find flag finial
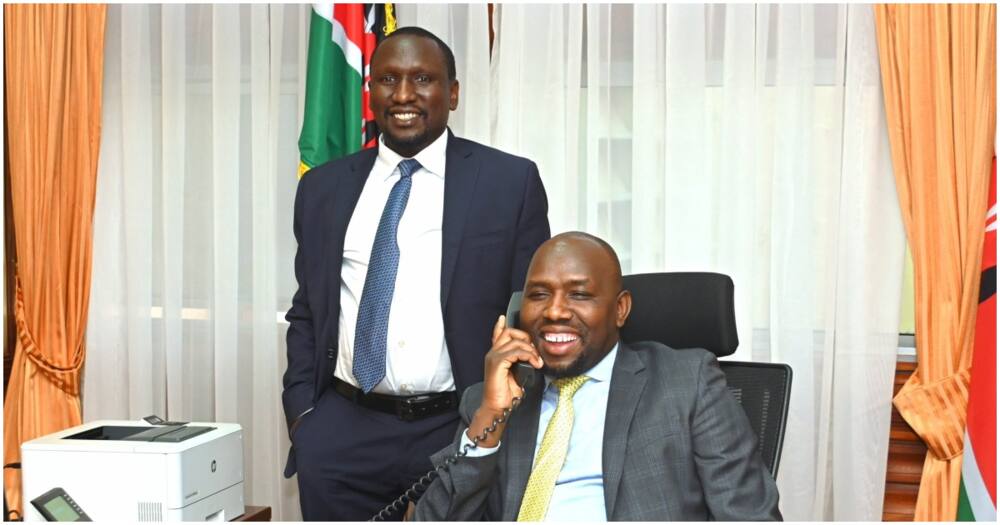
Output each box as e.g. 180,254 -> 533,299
384,4 -> 397,35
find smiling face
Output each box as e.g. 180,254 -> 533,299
369,34 -> 459,158
519,234 -> 632,378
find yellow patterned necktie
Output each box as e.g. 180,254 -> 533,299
516,375 -> 590,522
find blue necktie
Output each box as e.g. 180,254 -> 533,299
353,159 -> 422,392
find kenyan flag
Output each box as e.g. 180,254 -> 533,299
957,157 -> 997,521
298,4 -> 393,178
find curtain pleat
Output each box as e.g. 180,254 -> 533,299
248,3 -> 283,509
211,3 -> 242,425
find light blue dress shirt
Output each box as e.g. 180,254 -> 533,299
461,344 -> 618,521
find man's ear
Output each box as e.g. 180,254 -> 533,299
615,290 -> 632,328
449,79 -> 460,110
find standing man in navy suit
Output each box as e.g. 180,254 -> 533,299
282,27 -> 550,521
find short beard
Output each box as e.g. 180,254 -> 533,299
541,347 -> 600,379
383,129 -> 430,155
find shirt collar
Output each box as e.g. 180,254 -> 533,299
376,129 -> 448,181
543,342 -> 619,390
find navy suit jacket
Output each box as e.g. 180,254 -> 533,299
282,132 -> 550,475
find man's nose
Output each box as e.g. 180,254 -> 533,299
391,78 -> 416,103
542,296 -> 571,321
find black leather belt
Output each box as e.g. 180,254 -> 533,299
332,378 -> 458,421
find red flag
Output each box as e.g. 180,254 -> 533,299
957,157 -> 997,521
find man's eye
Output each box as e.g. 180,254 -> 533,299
570,292 -> 592,299
527,291 -> 549,300
380,75 -> 396,84
415,74 -> 431,83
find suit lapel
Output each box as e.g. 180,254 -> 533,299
325,149 -> 377,324
440,132 -> 482,307
502,372 -> 544,520
602,343 -> 647,518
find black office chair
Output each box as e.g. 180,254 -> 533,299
619,272 -> 791,478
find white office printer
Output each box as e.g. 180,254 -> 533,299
21,420 -> 244,522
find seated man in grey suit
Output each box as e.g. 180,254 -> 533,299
414,231 -> 782,521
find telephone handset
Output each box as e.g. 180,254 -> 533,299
506,291 -> 537,391
512,361 -> 536,390
370,293 -> 534,521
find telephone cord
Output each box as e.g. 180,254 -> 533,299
370,396 -> 523,521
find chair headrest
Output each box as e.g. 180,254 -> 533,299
620,272 -> 738,357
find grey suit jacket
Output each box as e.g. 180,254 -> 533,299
414,341 -> 782,521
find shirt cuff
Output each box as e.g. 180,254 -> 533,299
460,427 -> 501,457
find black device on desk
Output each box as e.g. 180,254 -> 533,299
30,488 -> 91,522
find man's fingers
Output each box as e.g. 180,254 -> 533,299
493,340 -> 542,367
492,325 -> 532,350
504,328 -> 533,342
506,375 -> 525,398
495,327 -> 533,345
492,315 -> 505,344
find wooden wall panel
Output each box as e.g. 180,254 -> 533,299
883,359 -> 926,521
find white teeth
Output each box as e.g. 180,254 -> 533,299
544,333 -> 578,343
393,112 -> 418,121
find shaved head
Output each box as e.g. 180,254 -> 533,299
533,232 -> 623,291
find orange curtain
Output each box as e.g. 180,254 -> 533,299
3,4 -> 106,518
874,4 -> 996,521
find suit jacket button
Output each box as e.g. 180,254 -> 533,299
327,348 -> 335,359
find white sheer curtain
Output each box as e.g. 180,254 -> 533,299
489,4 -> 905,521
85,3 -> 904,522
85,4 -> 307,521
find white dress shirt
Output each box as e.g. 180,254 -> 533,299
334,132 -> 454,395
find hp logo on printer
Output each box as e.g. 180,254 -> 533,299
211,460 -> 217,473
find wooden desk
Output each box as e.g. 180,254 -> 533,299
233,506 -> 271,521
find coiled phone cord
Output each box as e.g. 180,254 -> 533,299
370,395 -> 524,521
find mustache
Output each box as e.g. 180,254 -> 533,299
538,320 -> 578,329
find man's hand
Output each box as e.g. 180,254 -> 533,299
466,315 -> 543,447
